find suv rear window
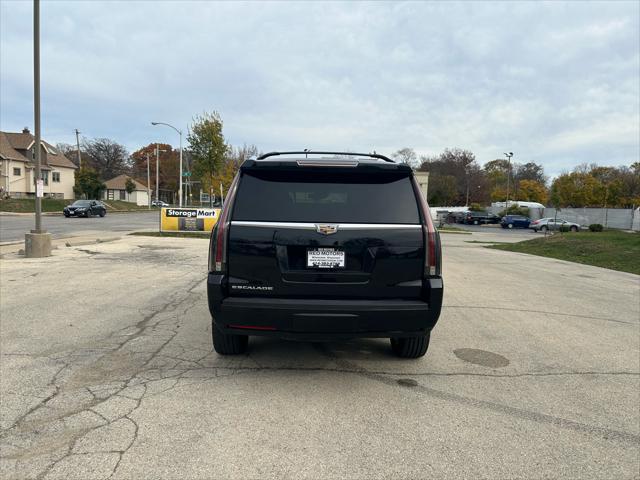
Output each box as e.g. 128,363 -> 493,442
232,170 -> 420,224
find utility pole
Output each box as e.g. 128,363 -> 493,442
25,0 -> 51,257
504,152 -> 513,211
465,164 -> 470,206
74,128 -> 82,168
146,152 -> 151,209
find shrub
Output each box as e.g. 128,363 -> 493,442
468,202 -> 484,212
498,205 -> 529,217
589,224 -> 604,232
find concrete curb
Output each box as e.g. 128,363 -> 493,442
0,234 -> 123,255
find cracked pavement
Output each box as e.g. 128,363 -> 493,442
1,232 -> 638,479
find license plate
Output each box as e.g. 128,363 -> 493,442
307,248 -> 345,269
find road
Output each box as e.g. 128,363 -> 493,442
0,212 -> 159,243
0,231 -> 638,479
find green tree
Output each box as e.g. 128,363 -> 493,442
427,173 -> 458,205
125,177 -> 136,201
518,179 -> 548,204
187,111 -> 229,192
73,167 -> 106,200
550,172 -> 602,207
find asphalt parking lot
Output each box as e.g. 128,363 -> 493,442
1,231 -> 638,479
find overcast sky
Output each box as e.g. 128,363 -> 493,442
1,1 -> 638,176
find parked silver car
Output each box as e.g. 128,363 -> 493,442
530,217 -> 580,232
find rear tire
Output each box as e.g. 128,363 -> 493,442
212,321 -> 248,355
390,333 -> 430,358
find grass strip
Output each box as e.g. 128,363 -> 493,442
0,198 -> 149,213
487,230 -> 640,275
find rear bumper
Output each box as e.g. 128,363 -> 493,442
207,274 -> 443,339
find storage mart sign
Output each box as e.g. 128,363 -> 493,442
160,207 -> 221,232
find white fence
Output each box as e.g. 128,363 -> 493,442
434,205 -> 640,231
487,206 -> 639,231
538,208 -> 638,231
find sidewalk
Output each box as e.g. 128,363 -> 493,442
0,233 -> 125,256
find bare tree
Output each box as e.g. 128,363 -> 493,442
56,142 -> 92,168
228,144 -> 261,165
418,148 -> 487,205
392,147 -> 418,167
83,138 -> 130,180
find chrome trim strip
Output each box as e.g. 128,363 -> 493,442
231,221 -> 421,230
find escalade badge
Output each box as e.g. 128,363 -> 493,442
316,224 -> 339,235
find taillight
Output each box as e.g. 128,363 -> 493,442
411,176 -> 440,277
209,173 -> 240,273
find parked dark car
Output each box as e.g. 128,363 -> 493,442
207,151 -> 443,358
500,214 -> 530,229
63,200 -> 106,218
463,211 -> 501,225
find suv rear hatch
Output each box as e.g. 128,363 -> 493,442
225,160 -> 425,300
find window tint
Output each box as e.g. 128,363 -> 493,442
233,170 -> 420,224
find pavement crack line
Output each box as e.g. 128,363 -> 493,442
310,343 -> 640,445
182,365 -> 640,379
442,305 -> 637,325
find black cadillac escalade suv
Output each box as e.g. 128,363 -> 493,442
207,151 -> 443,358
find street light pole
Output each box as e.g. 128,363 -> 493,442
504,152 -> 514,210
25,0 -> 51,257
151,122 -> 183,207
34,0 -> 42,234
179,130 -> 183,207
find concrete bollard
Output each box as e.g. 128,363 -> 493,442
24,232 -> 52,258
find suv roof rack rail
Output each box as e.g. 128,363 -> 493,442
256,151 -> 395,163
